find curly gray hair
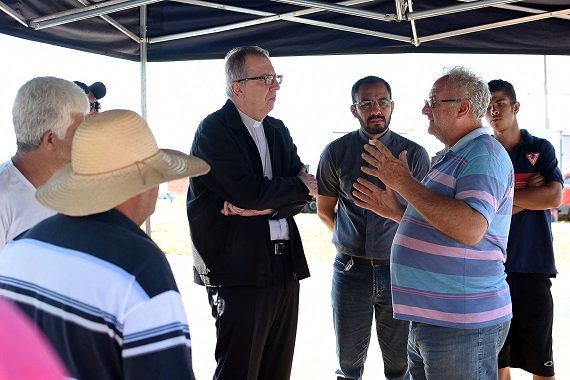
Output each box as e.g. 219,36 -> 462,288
443,66 -> 490,119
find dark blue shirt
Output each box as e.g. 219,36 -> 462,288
317,129 -> 430,260
505,129 -> 563,275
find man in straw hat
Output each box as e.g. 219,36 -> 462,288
0,76 -> 89,250
0,109 -> 210,380
187,46 -> 317,380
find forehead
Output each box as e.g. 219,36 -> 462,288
244,54 -> 274,74
354,82 -> 390,100
429,75 -> 451,97
490,90 -> 512,103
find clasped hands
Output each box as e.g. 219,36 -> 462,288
221,166 -> 317,216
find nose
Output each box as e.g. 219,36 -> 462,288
491,107 -> 499,115
422,103 -> 431,115
270,80 -> 280,90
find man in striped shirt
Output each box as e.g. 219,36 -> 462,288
0,110 -> 209,380
353,66 -> 514,379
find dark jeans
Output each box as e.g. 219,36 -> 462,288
332,253 -> 409,380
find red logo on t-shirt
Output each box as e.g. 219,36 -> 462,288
526,152 -> 539,166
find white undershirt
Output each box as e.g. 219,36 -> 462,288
0,159 -> 56,250
238,110 -> 289,241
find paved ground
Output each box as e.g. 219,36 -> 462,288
169,256 -> 570,380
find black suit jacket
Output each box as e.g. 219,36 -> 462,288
187,100 -> 312,287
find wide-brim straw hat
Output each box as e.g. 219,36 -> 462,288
36,109 -> 210,216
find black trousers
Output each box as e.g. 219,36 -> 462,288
207,252 -> 300,380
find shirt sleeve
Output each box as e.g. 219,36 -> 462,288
316,143 -> 340,197
455,154 -> 513,226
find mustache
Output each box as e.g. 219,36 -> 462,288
367,115 -> 386,122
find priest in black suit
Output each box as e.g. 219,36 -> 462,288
187,46 -> 317,380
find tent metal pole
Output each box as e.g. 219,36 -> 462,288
270,0 -> 396,21
139,4 -> 151,236
151,0 -> 409,44
407,0 -> 419,46
73,0 -> 140,42
544,55 -> 550,131
420,9 -> 570,42
409,0 -> 521,20
0,1 -> 27,25
457,1 -> 570,21
31,0 -> 163,29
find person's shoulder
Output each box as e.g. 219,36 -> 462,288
200,100 -> 236,124
264,114 -> 286,128
521,129 -> 555,150
0,160 -> 14,180
390,131 -> 426,150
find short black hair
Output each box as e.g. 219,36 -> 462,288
351,76 -> 392,103
488,79 -> 517,103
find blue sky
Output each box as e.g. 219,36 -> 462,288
2,33 -> 569,169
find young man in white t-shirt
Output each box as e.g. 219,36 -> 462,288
0,77 -> 88,249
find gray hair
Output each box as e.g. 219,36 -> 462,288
12,77 -> 89,152
225,46 -> 270,98
443,66 -> 490,119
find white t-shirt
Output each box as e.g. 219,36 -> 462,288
0,159 -> 55,250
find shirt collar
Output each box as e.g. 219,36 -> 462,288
449,126 -> 491,153
358,128 -> 392,144
237,108 -> 263,129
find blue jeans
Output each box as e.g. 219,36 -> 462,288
332,253 -> 409,380
408,321 -> 510,380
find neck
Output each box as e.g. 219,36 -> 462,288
12,151 -> 59,188
362,128 -> 388,141
494,125 -> 521,152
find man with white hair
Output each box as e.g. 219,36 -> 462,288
0,109 -> 210,380
0,76 -> 88,249
353,66 -> 514,379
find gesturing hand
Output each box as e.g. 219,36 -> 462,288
352,178 -> 404,222
360,139 -> 410,191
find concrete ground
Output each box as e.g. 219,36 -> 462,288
169,256 -> 570,380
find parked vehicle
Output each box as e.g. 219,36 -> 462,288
302,196 -> 317,213
557,174 -> 570,221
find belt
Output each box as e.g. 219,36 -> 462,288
339,252 -> 390,266
270,240 -> 290,255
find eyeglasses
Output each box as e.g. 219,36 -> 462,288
353,99 -> 392,110
234,74 -> 283,86
424,98 -> 462,109
90,101 -> 101,112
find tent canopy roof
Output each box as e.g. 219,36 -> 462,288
1,0 -> 569,62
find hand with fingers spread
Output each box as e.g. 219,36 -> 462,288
360,139 -> 414,192
352,178 -> 405,222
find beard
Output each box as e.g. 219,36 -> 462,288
359,114 -> 391,136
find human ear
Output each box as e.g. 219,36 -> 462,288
513,101 -> 520,114
350,105 -> 358,118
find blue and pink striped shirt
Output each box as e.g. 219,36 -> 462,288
391,128 -> 514,329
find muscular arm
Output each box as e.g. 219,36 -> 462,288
316,195 -> 337,233
360,141 -> 489,246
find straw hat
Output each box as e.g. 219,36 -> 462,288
36,109 -> 210,216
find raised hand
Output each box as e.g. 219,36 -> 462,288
352,178 -> 404,222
